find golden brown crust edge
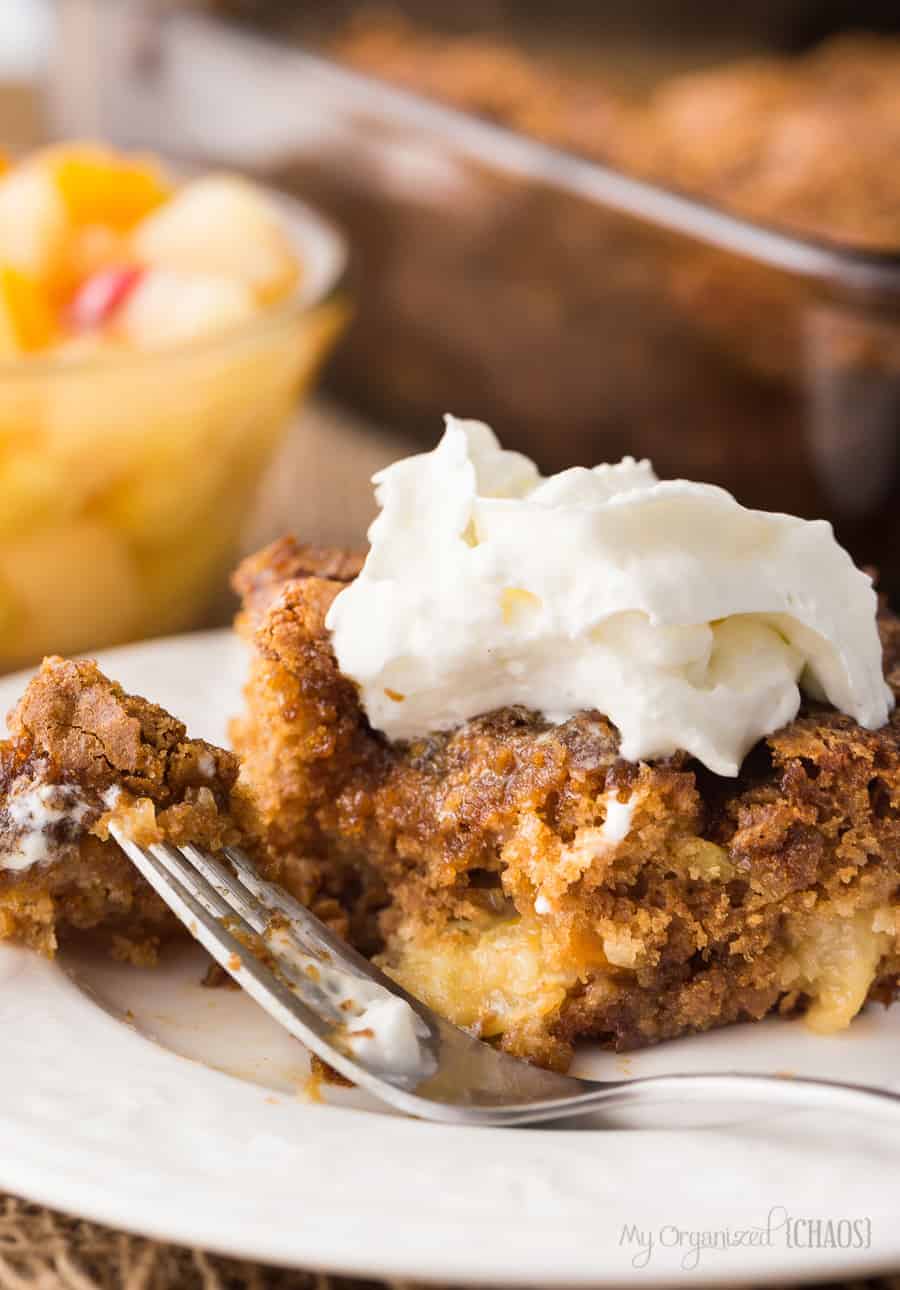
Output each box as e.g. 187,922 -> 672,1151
232,537 -> 365,636
7,656 -> 241,807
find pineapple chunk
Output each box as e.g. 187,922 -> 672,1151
387,917 -> 580,1037
0,266 -> 57,355
785,908 -> 893,1033
41,143 -> 172,230
0,454 -> 73,540
0,166 -> 68,281
132,176 -> 300,302
117,269 -> 256,347
42,343 -> 156,496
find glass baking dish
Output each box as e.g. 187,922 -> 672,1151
48,4 -> 900,595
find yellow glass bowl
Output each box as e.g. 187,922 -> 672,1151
0,189 -> 348,671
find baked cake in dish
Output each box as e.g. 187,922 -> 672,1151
336,20 -> 900,250
232,418 -> 900,1070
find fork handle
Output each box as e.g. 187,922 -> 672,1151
469,1071 -> 900,1127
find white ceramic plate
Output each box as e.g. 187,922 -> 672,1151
2,629 -> 900,1286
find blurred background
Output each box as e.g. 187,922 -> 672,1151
2,0 -> 900,671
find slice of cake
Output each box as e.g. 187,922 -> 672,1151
232,418 -> 900,1070
0,655 -> 363,962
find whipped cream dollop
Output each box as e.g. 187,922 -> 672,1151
326,417 -> 893,776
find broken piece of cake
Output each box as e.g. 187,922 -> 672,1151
232,416 -> 900,1070
0,656 -> 263,961
0,654 -> 370,963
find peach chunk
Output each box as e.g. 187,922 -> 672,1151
42,144 -> 172,230
0,266 -> 57,356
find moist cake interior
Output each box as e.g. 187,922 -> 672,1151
232,538 -> 900,1069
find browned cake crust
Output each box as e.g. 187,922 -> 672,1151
233,535 -> 365,622
232,538 -> 900,1068
5,656 -> 242,818
233,542 -> 385,950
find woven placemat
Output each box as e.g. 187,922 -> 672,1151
0,1194 -> 391,1290
1,1193 -> 898,1290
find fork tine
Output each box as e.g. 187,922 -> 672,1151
223,846 -> 359,963
111,828 -> 350,1031
224,844 -> 455,1008
222,846 -> 471,1019
112,826 -> 439,1094
222,845 -> 408,988
178,842 -> 269,933
147,843 -> 254,932
176,842 -> 367,1022
169,842 -> 366,1026
179,842 -> 444,1056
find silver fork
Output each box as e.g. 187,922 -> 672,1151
111,827 -> 900,1128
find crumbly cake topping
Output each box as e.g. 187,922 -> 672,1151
4,656 -> 239,807
233,537 -> 364,627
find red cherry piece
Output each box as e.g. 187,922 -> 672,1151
68,265 -> 145,330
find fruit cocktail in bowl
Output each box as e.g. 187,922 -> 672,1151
0,143 -> 347,670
